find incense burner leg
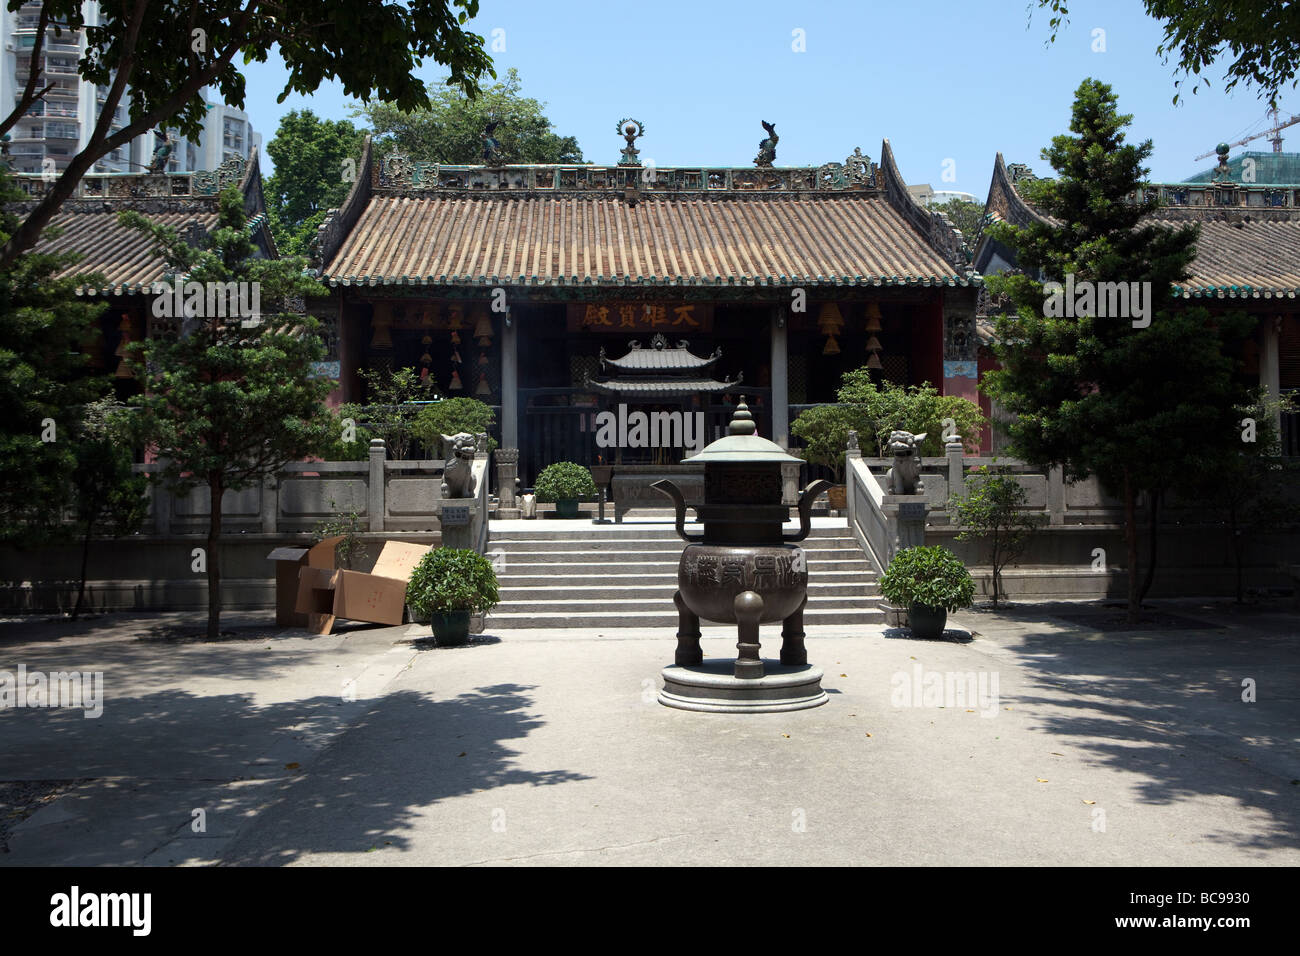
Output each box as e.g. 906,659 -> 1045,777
733,590 -> 765,679
673,590 -> 702,666
780,594 -> 808,665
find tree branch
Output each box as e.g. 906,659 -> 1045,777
0,4 -> 54,139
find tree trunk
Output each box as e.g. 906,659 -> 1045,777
991,534 -> 1002,609
72,518 -> 94,621
1123,468 -> 1140,625
207,478 -> 222,641
1137,489 -> 1160,604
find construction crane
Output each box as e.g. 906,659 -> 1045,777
1195,105 -> 1300,160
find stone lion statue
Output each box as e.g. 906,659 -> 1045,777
884,430 -> 926,496
441,432 -> 478,499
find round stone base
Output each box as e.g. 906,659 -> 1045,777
659,659 -> 829,713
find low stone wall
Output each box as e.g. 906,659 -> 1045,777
0,532 -> 439,613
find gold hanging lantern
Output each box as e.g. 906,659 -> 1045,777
865,302 -> 883,332
472,310 -> 493,340
449,369 -> 463,390
475,373 -> 491,396
865,335 -> 882,352
866,352 -> 883,370
822,335 -> 841,356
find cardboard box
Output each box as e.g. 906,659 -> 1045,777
293,538 -> 430,635
266,545 -> 313,627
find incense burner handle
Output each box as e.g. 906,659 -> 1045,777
783,479 -> 833,542
652,479 -> 703,543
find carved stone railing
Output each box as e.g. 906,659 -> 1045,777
846,447 -> 895,573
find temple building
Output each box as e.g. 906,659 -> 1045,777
308,127 -> 981,482
974,152 -> 1300,455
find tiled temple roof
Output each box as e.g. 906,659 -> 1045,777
586,377 -> 738,396
316,138 -> 979,290
977,152 -> 1300,299
9,149 -> 272,294
600,338 -> 719,372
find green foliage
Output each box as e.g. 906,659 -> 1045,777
264,110 -> 365,257
950,465 -> 1046,608
406,547 -> 499,614
311,499 -> 368,571
0,0 -> 495,268
932,198 -> 984,247
339,366 -> 429,460
533,461 -> 597,502
1033,1 -> 1300,103
356,68 -> 582,164
69,399 -> 150,617
879,545 -> 976,612
979,78 -> 1257,620
790,404 -> 859,482
318,409 -> 375,461
0,167 -> 108,543
835,373 -> 986,457
411,397 -> 497,456
122,186 -> 336,638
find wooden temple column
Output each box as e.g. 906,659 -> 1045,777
501,305 -> 519,450
770,305 -> 789,448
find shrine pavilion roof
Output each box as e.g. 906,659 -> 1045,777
10,150 -> 271,295
585,377 -> 738,396
977,152 -> 1300,299
315,138 -> 977,291
599,337 -> 720,372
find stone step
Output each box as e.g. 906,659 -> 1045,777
487,525 -> 850,542
486,537 -> 860,553
493,594 -> 876,614
497,556 -> 871,573
497,568 -> 875,585
494,547 -> 868,563
487,607 -> 886,628
497,581 -> 877,600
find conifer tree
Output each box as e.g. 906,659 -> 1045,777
123,187 -> 335,639
981,79 -> 1255,623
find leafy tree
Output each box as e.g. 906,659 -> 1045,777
932,198 -> 984,248
264,110 -> 365,257
950,464 -> 1046,608
1173,391 -> 1300,603
1034,1 -> 1300,103
980,78 -> 1256,623
835,373 -> 986,457
411,397 -> 497,458
789,404 -> 859,483
340,366 -> 428,460
122,186 -> 335,640
69,399 -> 150,619
0,0 -> 495,269
356,68 -> 582,164
0,169 -> 107,543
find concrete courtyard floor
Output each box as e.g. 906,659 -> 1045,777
0,600 -> 1296,866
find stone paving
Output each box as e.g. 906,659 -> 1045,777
0,599 -> 1295,866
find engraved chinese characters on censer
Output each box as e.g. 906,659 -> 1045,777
652,401 -> 832,713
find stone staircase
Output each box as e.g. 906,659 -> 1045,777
485,522 -> 883,628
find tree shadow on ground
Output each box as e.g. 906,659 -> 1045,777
1,680 -> 585,865
971,604 -> 1300,852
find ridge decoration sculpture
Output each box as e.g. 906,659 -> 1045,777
616,118 -> 645,166
754,120 -> 779,167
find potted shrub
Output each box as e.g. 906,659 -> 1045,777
533,461 -> 597,518
790,403 -> 860,510
878,545 -> 975,639
405,547 -> 500,646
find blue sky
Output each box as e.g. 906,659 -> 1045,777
239,0 -> 1292,192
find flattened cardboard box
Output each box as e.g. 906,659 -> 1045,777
294,539 -> 430,635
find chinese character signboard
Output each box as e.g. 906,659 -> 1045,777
566,303 -> 714,333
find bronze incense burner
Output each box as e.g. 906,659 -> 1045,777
653,402 -> 830,679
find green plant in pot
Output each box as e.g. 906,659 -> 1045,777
405,547 -> 500,646
533,461 -> 597,518
790,403 -> 860,510
878,545 -> 975,639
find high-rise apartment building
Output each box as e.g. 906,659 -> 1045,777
1,1 -> 259,176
